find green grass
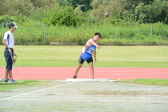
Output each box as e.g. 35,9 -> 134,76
121,79 -> 168,86
0,45 -> 167,67
0,80 -> 47,91
1,23 -> 168,45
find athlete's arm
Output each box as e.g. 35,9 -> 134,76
2,39 -> 12,53
88,39 -> 100,49
93,51 -> 97,62
2,39 -> 8,48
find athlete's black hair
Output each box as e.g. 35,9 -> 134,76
94,32 -> 102,38
8,22 -> 15,29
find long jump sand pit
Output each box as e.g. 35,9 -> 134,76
0,80 -> 168,112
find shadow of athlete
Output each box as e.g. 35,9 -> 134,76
72,33 -> 101,79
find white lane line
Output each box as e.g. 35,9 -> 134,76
69,89 -> 168,91
19,94 -> 168,97
29,89 -> 168,92
0,82 -> 73,101
15,96 -> 168,99
5,99 -> 168,102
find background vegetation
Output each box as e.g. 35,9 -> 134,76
0,0 -> 168,45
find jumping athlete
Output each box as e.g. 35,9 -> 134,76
72,33 -> 101,79
2,22 -> 18,83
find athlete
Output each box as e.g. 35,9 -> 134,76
72,33 -> 101,79
2,22 -> 18,83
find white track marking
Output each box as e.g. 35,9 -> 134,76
27,89 -> 168,92
5,99 -> 168,102
66,79 -> 109,82
21,94 -> 168,97
0,82 -> 73,101
68,89 -> 168,91
14,96 -> 168,99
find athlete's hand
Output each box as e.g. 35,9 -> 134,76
96,45 -> 100,49
94,58 -> 97,62
8,49 -> 12,53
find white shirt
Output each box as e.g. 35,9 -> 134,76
3,31 -> 14,48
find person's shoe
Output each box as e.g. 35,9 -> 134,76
72,76 -> 77,79
8,79 -> 15,83
3,79 -> 9,82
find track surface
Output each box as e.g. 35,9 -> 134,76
0,80 -> 168,112
0,67 -> 168,79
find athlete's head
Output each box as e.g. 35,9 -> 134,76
8,22 -> 18,32
94,33 -> 101,42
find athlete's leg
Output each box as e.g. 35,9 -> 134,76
5,49 -> 13,80
74,63 -> 83,76
73,56 -> 84,78
87,58 -> 94,79
8,70 -> 13,79
5,70 -> 9,79
4,49 -> 13,80
88,62 -> 94,79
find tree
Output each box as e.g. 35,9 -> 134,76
56,0 -> 92,12
42,6 -> 85,27
56,0 -> 72,6
30,0 -> 57,9
142,0 -> 168,23
91,0 -> 123,20
0,0 -> 34,16
90,0 -> 168,24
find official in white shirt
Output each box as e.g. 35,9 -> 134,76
2,22 -> 18,83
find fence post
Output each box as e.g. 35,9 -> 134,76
43,24 -> 46,42
82,25 -> 84,43
116,24 -> 119,42
1,23 -> 4,40
150,25 -> 153,42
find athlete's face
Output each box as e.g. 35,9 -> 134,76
94,35 -> 101,42
11,27 -> 17,32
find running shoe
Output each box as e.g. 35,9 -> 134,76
8,79 -> 15,83
72,76 -> 77,79
3,79 -> 9,82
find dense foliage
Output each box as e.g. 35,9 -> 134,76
1,0 -> 168,25
0,0 -> 168,45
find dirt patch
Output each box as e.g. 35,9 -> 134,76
83,90 -> 168,96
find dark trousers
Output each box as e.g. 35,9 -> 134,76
4,49 -> 13,70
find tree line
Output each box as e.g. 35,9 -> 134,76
0,0 -> 168,26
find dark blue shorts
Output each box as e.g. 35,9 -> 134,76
78,56 -> 93,64
4,49 -> 13,70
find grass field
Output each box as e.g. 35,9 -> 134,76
0,80 -> 47,91
0,45 -> 167,67
121,79 -> 168,86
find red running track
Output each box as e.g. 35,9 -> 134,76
0,67 -> 167,80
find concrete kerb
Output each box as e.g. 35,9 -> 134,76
66,79 -> 110,82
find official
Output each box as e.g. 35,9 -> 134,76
2,22 -> 18,83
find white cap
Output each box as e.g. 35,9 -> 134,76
9,22 -> 18,28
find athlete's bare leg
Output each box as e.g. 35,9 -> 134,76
88,62 -> 94,79
74,63 -> 83,76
